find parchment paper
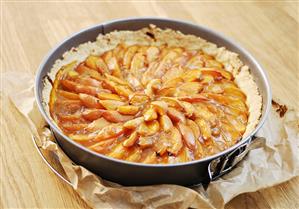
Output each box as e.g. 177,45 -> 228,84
3,72 -> 299,209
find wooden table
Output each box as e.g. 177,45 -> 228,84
1,1 -> 298,209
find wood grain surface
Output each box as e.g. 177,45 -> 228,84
1,1 -> 298,209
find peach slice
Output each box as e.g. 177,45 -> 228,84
176,146 -> 192,163
108,143 -> 126,159
76,63 -> 102,80
77,76 -> 102,87
143,107 -> 158,122
138,135 -> 157,148
137,120 -> 160,136
201,68 -> 232,80
101,110 -> 134,123
79,93 -> 103,109
86,117 -> 111,132
61,80 -> 104,96
85,55 -> 109,74
61,123 -> 88,132
104,73 -> 128,86
177,122 -> 196,150
123,131 -> 139,147
181,69 -> 202,82
114,85 -> 133,98
161,77 -> 183,89
100,100 -> 126,111
69,134 -> 92,141
94,123 -> 124,141
117,105 -> 140,115
167,127 -> 183,155
82,109 -> 104,121
159,115 -> 173,132
129,93 -> 149,105
58,113 -> 82,122
167,107 -> 186,123
130,52 -> 145,76
142,151 -> 157,164
57,90 -> 79,100
186,119 -> 200,140
162,66 -> 184,83
156,87 -> 176,97
178,95 -> 209,103
97,92 -> 122,101
88,138 -> 115,153
195,118 -> 211,140
176,82 -> 203,96
126,148 -> 142,162
185,55 -> 204,69
153,132 -> 169,155
123,117 -> 144,129
151,101 -> 168,115
205,60 -> 223,68
123,45 -> 139,69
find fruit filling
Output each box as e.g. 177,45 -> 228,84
49,44 -> 248,164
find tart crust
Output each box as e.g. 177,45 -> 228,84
42,25 -> 262,139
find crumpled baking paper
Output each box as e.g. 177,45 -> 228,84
3,72 -> 299,209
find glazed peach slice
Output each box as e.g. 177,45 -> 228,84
185,54 -> 204,69
77,76 -> 102,87
103,51 -> 122,78
57,90 -> 79,100
175,82 -> 203,96
61,80 -> 104,96
117,105 -> 140,115
76,63 -> 102,81
104,73 -> 129,86
143,107 -> 158,122
122,131 -> 139,147
79,93 -> 103,109
201,68 -> 232,80
167,107 -> 186,123
108,143 -> 126,159
177,122 -> 196,150
123,45 -> 139,69
86,117 -> 111,132
123,117 -> 144,129
101,110 -> 134,123
167,127 -> 183,155
161,65 -> 184,83
58,113 -> 82,122
129,93 -> 149,105
151,101 -> 168,115
88,138 -> 115,153
137,120 -> 160,136
100,100 -> 126,111
130,52 -> 145,78
85,55 -> 109,74
186,119 -> 200,140
195,118 -> 211,140
97,92 -> 122,101
60,123 -> 88,132
178,94 -> 209,103
159,115 -> 173,132
94,123 -> 124,141
125,148 -> 142,162
181,69 -> 202,82
153,132 -> 169,155
176,146 -> 192,163
142,150 -> 158,164
138,135 -> 157,148
205,60 -> 223,69
82,109 -> 103,121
